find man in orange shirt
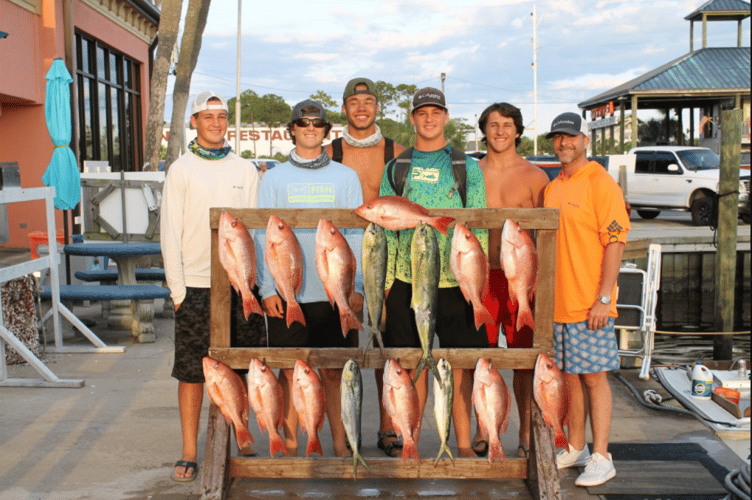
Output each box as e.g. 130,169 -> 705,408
543,112 -> 629,487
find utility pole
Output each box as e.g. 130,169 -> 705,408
531,6 -> 539,155
234,0 -> 242,154
441,72 -> 446,94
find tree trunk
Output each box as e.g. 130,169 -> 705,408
143,0 -> 183,172
164,0 -> 212,172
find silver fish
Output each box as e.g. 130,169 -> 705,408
433,358 -> 455,465
410,221 -> 442,386
340,359 -> 371,479
362,222 -> 387,352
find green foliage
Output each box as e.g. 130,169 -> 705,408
227,90 -> 292,127
240,150 -> 254,159
517,135 -> 554,157
160,145 -> 167,160
272,152 -> 288,163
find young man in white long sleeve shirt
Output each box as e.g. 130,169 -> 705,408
160,91 -> 265,482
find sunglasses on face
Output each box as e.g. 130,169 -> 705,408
293,117 -> 327,128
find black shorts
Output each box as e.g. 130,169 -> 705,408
172,287 -> 267,383
384,279 -> 489,349
266,296 -> 358,348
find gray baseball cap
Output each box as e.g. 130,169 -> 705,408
291,99 -> 327,121
546,112 -> 588,138
411,87 -> 447,113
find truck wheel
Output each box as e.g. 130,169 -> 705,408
691,197 -> 713,226
637,210 -> 660,220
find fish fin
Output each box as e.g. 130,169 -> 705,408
515,303 -> 535,333
428,357 -> 443,388
402,439 -> 420,462
353,451 -> 371,480
286,300 -> 307,327
246,295 -> 263,318
365,327 -> 385,354
434,443 -> 455,466
307,434 -> 323,457
412,358 -> 427,386
269,431 -> 288,457
430,216 -> 454,236
340,308 -> 364,337
554,429 -> 569,450
474,305 -> 494,331
256,415 -> 267,434
235,426 -> 255,449
488,440 -> 505,463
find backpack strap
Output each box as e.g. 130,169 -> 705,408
330,137 -> 343,163
387,147 -> 414,197
449,146 -> 468,208
384,138 -> 395,163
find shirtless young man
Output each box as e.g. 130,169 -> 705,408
325,77 -> 406,458
475,102 -> 549,458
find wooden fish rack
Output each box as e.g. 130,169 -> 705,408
203,207 -> 561,500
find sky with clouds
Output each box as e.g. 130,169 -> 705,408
167,0 -> 750,141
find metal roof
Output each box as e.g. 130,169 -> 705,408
685,0 -> 750,21
578,47 -> 750,109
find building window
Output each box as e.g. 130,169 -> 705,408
75,32 -> 143,172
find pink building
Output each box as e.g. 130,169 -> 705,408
0,0 -> 159,248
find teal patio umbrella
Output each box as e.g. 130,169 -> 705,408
42,58 -> 80,210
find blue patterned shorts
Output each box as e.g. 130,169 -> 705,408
554,318 -> 620,374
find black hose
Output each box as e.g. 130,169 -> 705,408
613,371 -> 736,426
724,463 -> 751,500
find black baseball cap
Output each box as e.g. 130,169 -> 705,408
546,112 -> 588,138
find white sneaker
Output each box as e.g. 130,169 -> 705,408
556,444 -> 590,469
575,452 -> 616,487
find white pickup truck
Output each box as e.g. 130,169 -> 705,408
605,146 -> 750,226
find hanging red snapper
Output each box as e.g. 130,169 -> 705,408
292,359 -> 326,457
354,195 -> 454,236
265,215 -> 305,327
533,353 -> 570,450
382,359 -> 421,462
315,218 -> 363,337
202,357 -> 255,452
501,219 -> 538,332
247,358 -> 287,457
472,358 -> 511,463
218,212 -> 262,319
450,223 -> 494,330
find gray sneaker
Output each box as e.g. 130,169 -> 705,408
556,444 -> 591,469
575,452 -> 616,486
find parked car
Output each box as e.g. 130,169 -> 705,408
624,146 -> 750,226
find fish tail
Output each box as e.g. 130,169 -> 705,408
430,216 -> 455,236
428,356 -> 443,388
306,434 -> 323,457
236,426 -> 255,449
353,451 -> 371,480
340,308 -> 364,337
554,429 -> 569,450
286,300 -> 307,327
412,358 -> 427,386
402,439 -> 420,462
434,442 -> 455,466
474,304 -> 495,331
243,294 -> 263,319
516,303 -> 535,333
269,431 -> 288,457
488,440 -> 505,463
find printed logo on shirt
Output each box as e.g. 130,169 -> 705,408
607,220 -> 623,243
233,185 -> 244,190
287,183 -> 335,203
411,167 -> 440,184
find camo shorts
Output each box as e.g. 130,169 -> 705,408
553,318 -> 620,374
172,287 -> 267,383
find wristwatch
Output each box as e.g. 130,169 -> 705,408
598,295 -> 612,305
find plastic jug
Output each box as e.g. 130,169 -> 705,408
690,362 -> 713,399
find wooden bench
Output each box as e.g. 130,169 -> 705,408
41,284 -> 170,343
74,268 -> 166,283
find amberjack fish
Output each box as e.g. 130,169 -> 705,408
362,222 -> 387,351
382,359 -> 421,462
533,353 -> 570,450
265,215 -> 305,327
450,222 -> 494,330
247,358 -> 287,457
354,195 -> 454,236
292,359 -> 326,457
472,358 -> 511,463
410,222 -> 442,386
433,358 -> 455,465
341,359 -> 371,479
501,219 -> 538,332
202,357 -> 255,453
218,212 -> 263,319
315,218 -> 363,337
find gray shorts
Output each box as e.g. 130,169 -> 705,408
553,318 -> 620,374
172,287 -> 267,383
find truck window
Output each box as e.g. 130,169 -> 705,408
676,149 -> 720,171
653,152 -> 681,174
635,153 -> 652,173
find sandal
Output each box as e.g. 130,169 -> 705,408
517,445 -> 530,458
171,460 -> 198,482
377,430 -> 403,458
472,439 -> 489,457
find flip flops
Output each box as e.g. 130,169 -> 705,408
472,439 -> 489,457
171,460 -> 198,482
377,430 -> 403,458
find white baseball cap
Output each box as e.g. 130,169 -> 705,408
190,91 -> 228,115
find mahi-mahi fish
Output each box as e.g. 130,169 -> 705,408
341,359 -> 371,479
362,222 -> 387,351
433,358 -> 455,465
